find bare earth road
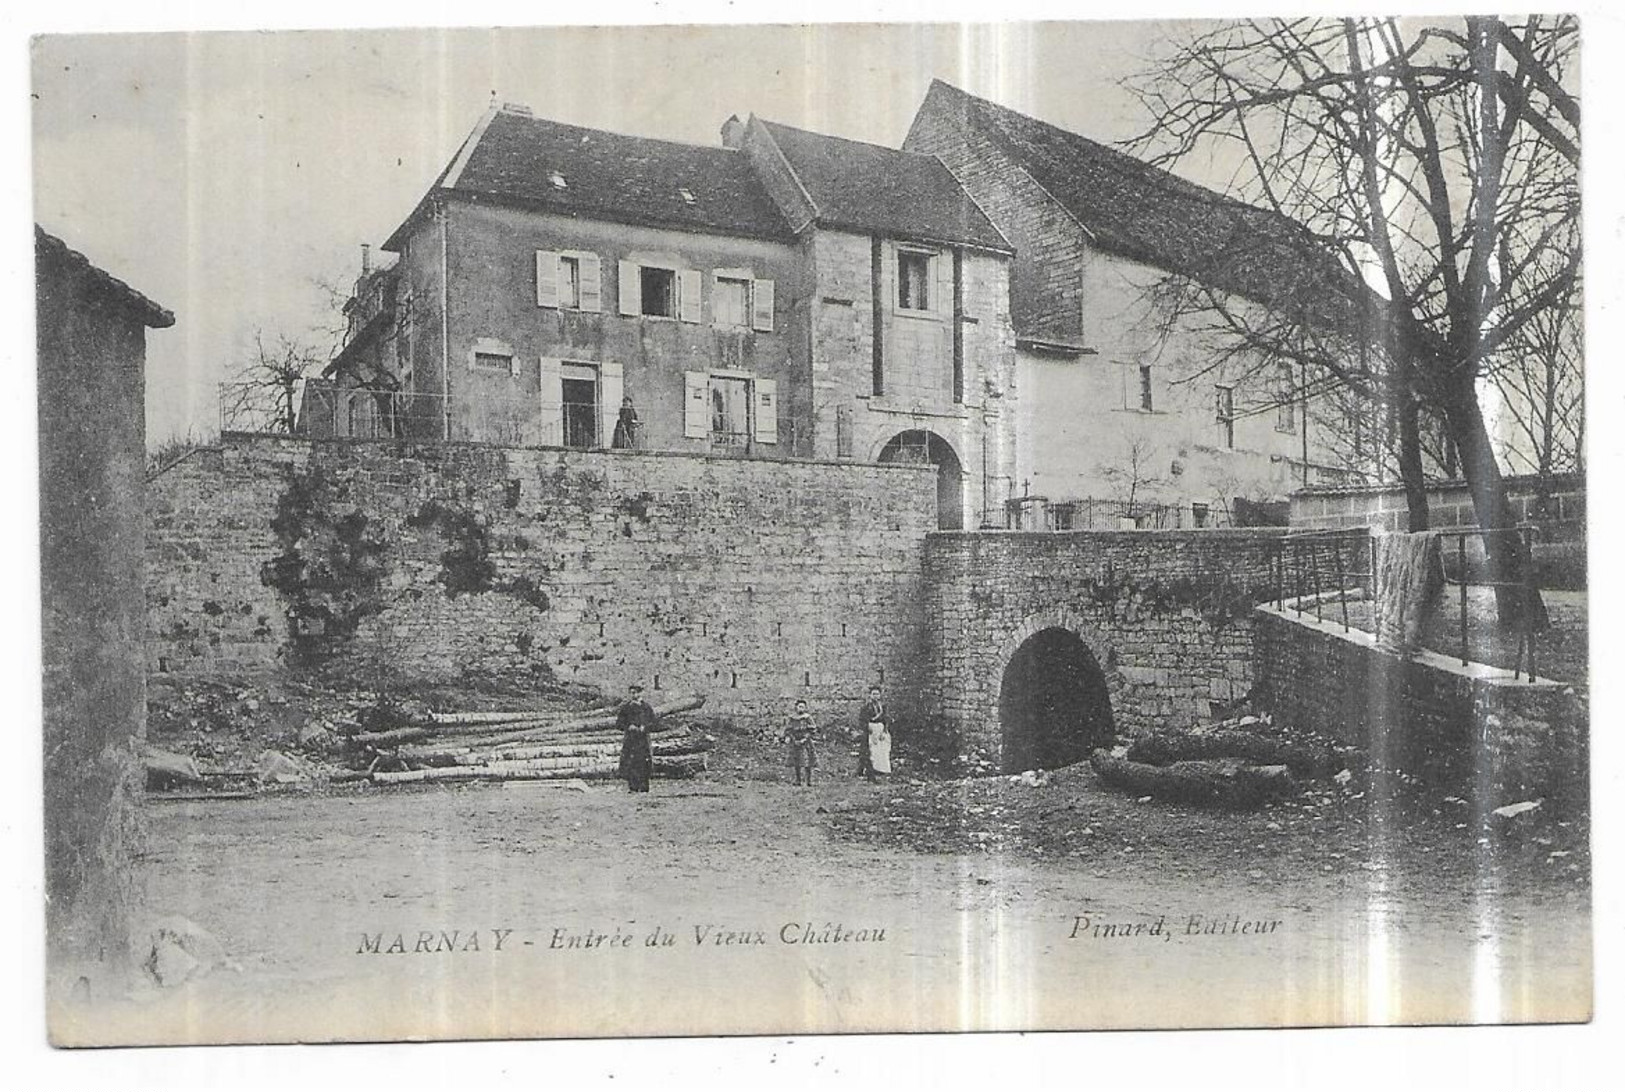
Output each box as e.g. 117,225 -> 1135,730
55,767 -> 1591,1046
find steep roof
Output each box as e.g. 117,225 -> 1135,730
385,106 -> 794,250
35,226 -> 175,328
757,120 -> 1010,252
915,80 -> 1351,308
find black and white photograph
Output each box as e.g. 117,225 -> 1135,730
30,8 -> 1594,1051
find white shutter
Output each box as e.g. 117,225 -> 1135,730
618,260 -> 640,316
934,251 -> 954,317
599,361 -> 623,448
578,253 -> 602,313
754,378 -> 778,444
539,357 -> 564,445
679,268 -> 703,323
683,371 -> 709,439
535,250 -> 560,308
751,278 -> 775,331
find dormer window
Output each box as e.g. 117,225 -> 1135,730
549,172 -> 567,189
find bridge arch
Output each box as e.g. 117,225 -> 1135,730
994,609 -> 1116,773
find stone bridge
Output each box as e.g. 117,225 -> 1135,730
922,530 -> 1287,772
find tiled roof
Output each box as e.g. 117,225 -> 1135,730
35,225 -> 175,328
387,106 -> 793,248
919,81 -> 1352,309
758,120 -> 1010,252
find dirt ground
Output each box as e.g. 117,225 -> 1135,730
56,709 -> 1592,1046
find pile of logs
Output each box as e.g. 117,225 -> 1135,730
342,694 -> 711,786
1089,717 -> 1347,811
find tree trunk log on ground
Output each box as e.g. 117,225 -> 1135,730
445,695 -> 706,748
349,726 -> 436,748
373,752 -> 707,785
1090,750 -> 1296,810
416,703 -> 617,729
1126,731 -> 1340,779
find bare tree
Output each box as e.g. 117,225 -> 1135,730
1488,264 -> 1583,480
1125,15 -> 1579,622
222,330 -> 328,435
1097,436 -> 1167,525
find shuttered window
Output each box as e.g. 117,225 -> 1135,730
537,251 -> 601,312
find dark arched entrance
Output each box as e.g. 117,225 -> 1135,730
998,627 -> 1114,773
877,430 -> 964,530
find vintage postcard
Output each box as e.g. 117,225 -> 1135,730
34,16 -> 1589,1046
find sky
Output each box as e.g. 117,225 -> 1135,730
31,19 -> 1201,445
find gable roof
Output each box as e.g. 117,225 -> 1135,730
384,105 -> 794,250
35,225 -> 175,328
757,120 -> 1010,253
914,80 -> 1352,309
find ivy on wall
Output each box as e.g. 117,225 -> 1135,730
260,465 -> 391,650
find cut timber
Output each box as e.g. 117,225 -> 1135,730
1127,731 -> 1339,779
416,703 -> 618,731
394,723 -> 692,762
452,694 -> 706,748
373,752 -> 707,785
350,726 -> 435,748
1090,750 -> 1295,811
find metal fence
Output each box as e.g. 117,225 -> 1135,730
1269,525 -> 1543,678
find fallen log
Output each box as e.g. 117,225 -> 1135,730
395,724 -> 699,764
1127,730 -> 1339,779
349,726 -> 436,748
1090,750 -> 1295,811
452,694 -> 706,749
445,735 -> 714,766
416,703 -> 616,729
373,752 -> 707,785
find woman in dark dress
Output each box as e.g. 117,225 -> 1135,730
616,683 -> 656,793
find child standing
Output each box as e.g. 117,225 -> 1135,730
786,698 -> 817,786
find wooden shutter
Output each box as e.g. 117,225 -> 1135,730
599,361 -> 623,448
618,260 -> 640,316
579,254 -> 602,313
683,371 -> 709,439
751,278 -> 775,331
933,251 -> 953,317
679,269 -> 702,323
535,251 -> 560,308
539,357 -> 564,445
754,378 -> 778,444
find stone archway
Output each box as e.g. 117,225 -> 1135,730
876,429 -> 964,530
994,612 -> 1115,773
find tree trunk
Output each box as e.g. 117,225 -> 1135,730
1442,379 -> 1549,627
1396,390 -> 1431,532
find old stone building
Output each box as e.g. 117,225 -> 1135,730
906,80 -> 1359,529
311,103 -> 808,458
38,225 -> 173,991
311,101 -> 1019,530
732,115 -> 1017,529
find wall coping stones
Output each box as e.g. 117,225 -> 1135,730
218,430 -> 939,476
1256,600 -> 1569,691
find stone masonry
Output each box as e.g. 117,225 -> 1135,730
147,434 -> 936,723
923,529 -> 1285,761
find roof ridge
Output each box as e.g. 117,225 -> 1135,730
487,107 -> 746,159
758,117 -> 944,162
35,225 -> 175,329
942,79 -> 1323,238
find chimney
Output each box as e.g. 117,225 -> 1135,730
720,114 -> 745,149
361,243 -> 372,275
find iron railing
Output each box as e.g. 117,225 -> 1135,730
1269,525 -> 1543,679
